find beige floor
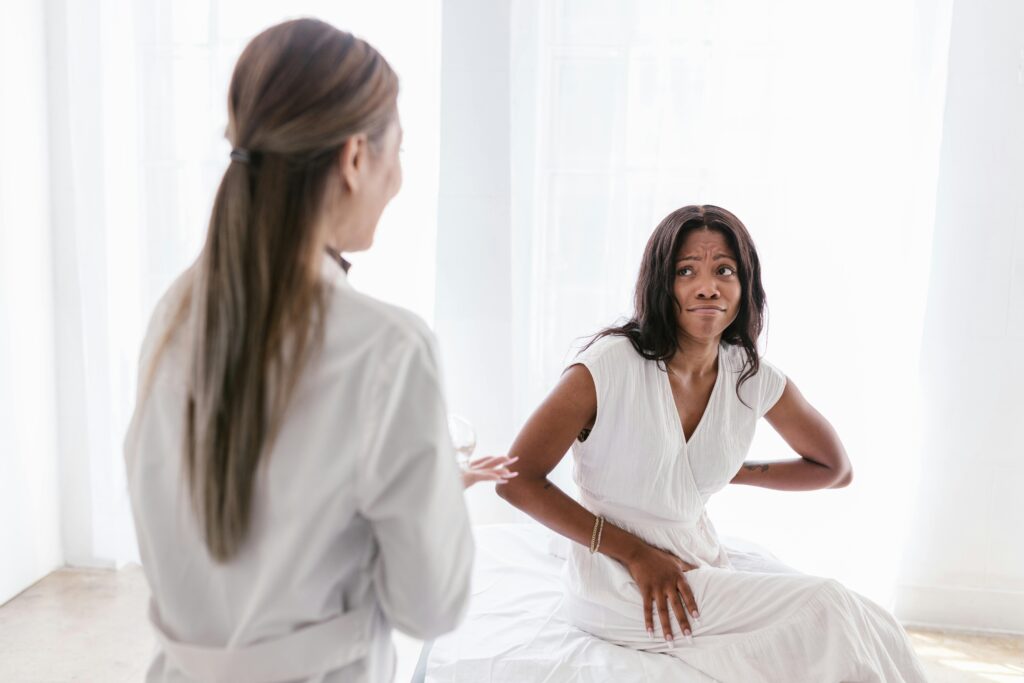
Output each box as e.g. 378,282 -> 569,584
1,567 -> 1021,682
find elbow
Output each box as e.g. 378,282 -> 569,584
831,463 -> 854,488
495,475 -> 531,506
385,541 -> 474,640
393,589 -> 470,640
415,558 -> 473,638
495,479 -> 513,501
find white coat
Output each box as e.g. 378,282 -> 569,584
125,255 -> 474,683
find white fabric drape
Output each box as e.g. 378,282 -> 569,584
466,0 -> 954,605
45,0 -> 441,566
0,0 -> 63,605
40,0 -> 953,605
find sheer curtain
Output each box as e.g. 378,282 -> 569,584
479,0 -> 954,605
46,0 -> 442,566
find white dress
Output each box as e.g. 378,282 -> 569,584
564,334 -> 927,683
125,255 -> 474,683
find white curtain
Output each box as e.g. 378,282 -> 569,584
41,0 -> 955,608
470,0 -> 955,605
45,0 -> 442,566
0,0 -> 63,604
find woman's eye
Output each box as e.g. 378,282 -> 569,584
677,267 -> 693,276
719,266 -> 736,276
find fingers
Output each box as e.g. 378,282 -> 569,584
467,455 -> 519,486
642,591 -> 655,640
677,575 -> 700,626
469,455 -> 518,469
668,586 -> 693,639
468,456 -> 503,468
462,462 -> 519,490
463,471 -> 513,489
656,592 -> 674,642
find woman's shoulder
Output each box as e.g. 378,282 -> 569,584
722,344 -> 787,413
140,267 -> 195,356
568,333 -> 652,393
573,332 -> 643,366
720,343 -> 776,374
325,285 -> 438,362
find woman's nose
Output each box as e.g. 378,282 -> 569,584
696,278 -> 719,298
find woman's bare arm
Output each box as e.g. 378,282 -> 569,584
498,364 -> 702,640
730,379 -> 853,491
496,365 -> 648,567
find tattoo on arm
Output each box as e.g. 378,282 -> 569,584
743,463 -> 770,473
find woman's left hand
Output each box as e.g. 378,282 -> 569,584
462,455 -> 519,489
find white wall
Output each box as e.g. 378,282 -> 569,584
894,0 -> 1024,634
0,0 -> 63,604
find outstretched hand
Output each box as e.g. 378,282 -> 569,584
462,455 -> 519,489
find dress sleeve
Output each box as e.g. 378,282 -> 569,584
564,335 -> 618,441
757,358 -> 788,418
357,329 -> 474,639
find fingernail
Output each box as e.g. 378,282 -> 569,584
507,456 -> 519,462
691,610 -> 699,619
666,634 -> 674,642
647,628 -> 654,639
683,629 -> 691,638
507,471 -> 519,477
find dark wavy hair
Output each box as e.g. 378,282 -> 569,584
586,204 -> 767,395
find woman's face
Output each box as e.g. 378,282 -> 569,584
672,229 -> 742,343
332,114 -> 404,252
360,116 -> 403,246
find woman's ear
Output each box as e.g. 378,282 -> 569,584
337,134 -> 368,193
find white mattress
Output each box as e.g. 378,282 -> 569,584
422,523 -> 799,683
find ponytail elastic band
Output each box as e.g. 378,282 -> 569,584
230,148 -> 251,164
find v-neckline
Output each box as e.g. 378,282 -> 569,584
662,348 -> 724,448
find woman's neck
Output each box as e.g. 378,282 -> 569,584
667,335 -> 720,378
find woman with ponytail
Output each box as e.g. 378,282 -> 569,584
124,19 -> 492,683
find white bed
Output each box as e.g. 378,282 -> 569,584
418,523 -> 799,683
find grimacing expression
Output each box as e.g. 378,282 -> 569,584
672,229 -> 742,341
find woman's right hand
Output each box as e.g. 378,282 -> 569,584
624,543 -> 701,642
461,455 -> 519,489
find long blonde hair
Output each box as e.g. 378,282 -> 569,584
164,19 -> 397,562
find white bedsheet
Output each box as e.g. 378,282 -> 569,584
423,523 -> 799,683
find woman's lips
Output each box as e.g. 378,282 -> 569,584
688,307 -> 724,315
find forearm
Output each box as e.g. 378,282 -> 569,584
498,477 -> 647,567
730,457 -> 851,491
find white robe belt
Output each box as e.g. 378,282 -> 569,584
149,600 -> 377,683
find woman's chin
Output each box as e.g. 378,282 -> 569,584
343,231 -> 376,253
680,322 -> 725,343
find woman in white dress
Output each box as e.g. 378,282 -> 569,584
498,205 -> 927,682
125,20 -> 513,683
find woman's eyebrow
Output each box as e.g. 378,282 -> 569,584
677,253 -> 736,263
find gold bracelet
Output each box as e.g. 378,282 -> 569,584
589,515 -> 605,554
